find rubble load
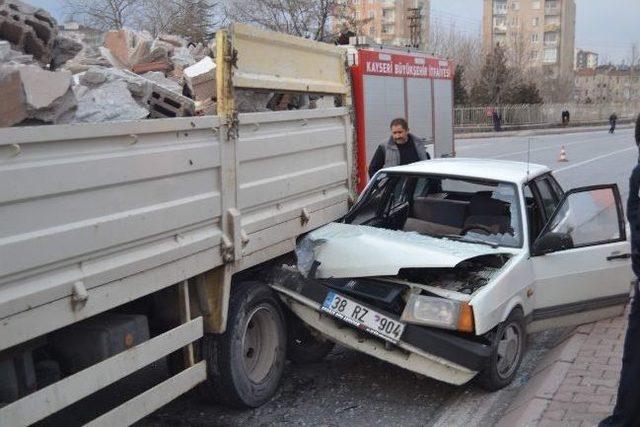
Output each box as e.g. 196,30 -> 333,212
0,1 -> 329,128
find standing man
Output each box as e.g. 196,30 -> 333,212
600,164 -> 640,427
610,112 -> 618,134
368,118 -> 429,178
635,113 -> 640,161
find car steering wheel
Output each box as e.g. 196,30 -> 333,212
460,224 -> 493,235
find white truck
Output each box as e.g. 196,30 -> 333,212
0,24 -> 455,425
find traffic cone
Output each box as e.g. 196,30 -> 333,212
558,146 -> 568,162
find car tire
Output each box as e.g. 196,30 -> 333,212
287,314 -> 335,364
200,281 -> 287,408
478,308 -> 526,391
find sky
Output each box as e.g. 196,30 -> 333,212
23,0 -> 640,64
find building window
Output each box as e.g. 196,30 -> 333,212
544,32 -> 557,43
494,16 -> 507,28
355,10 -> 360,19
543,48 -> 557,63
494,0 -> 507,14
369,10 -> 375,19
531,33 -> 539,43
511,1 -> 520,11
530,50 -> 539,60
510,17 -> 519,27
532,0 -> 541,9
369,26 -> 375,36
532,17 -> 539,26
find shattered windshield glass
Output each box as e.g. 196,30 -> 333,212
344,173 -> 523,248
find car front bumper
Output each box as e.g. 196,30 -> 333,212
271,275 -> 491,386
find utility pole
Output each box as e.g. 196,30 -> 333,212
408,6 -> 422,49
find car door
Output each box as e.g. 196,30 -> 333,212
528,184 -> 634,332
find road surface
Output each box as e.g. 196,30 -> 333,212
139,128 -> 637,427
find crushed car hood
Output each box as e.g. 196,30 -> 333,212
296,222 -> 509,279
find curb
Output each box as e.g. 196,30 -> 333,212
497,328 -> 589,426
456,123 -> 634,140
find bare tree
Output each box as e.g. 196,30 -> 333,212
226,0 -> 340,41
426,19 -> 484,98
136,0 -> 221,40
63,0 -> 141,30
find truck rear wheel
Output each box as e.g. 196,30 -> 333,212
201,281 -> 286,408
287,314 -> 334,364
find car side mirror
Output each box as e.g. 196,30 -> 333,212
533,232 -> 574,255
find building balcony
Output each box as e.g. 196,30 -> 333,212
545,7 -> 560,16
544,40 -> 558,47
381,1 -> 395,9
382,16 -> 395,24
544,23 -> 560,32
493,24 -> 507,33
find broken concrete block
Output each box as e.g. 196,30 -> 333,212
51,35 -> 84,69
184,57 -> 215,101
0,0 -> 58,64
103,29 -> 152,68
147,83 -> 195,118
0,66 -> 27,126
79,68 -> 108,86
195,99 -> 216,116
73,80 -> 149,123
236,90 -> 272,113
157,34 -> 187,48
0,40 -> 10,61
142,71 -> 182,93
18,65 -> 77,123
131,61 -> 170,74
170,47 -> 195,70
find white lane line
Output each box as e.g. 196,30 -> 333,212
554,146 -> 636,174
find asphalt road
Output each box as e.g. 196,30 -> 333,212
140,128 -> 637,427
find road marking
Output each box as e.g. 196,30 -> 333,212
554,146 -> 636,174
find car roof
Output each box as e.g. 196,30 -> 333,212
381,158 -> 551,184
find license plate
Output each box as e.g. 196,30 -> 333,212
321,291 -> 405,344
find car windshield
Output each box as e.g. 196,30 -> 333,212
344,173 -> 523,248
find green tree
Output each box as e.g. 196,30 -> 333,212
505,82 -> 543,104
454,64 -> 469,106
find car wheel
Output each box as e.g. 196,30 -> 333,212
478,308 -> 525,391
200,281 -> 287,408
287,314 -> 335,364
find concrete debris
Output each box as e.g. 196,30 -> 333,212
236,90 -> 272,113
171,47 -> 195,70
142,71 -> 182,93
184,56 -> 215,101
0,0 -> 58,64
78,67 -> 153,107
147,82 -> 195,118
0,66 -> 27,126
195,99 -> 216,116
103,29 -> 153,69
157,34 -> 187,48
18,65 -> 77,123
73,80 -> 149,123
0,40 -> 10,61
51,35 -> 84,70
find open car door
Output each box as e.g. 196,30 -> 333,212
529,184 -> 634,332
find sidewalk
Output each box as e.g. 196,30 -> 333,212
498,313 -> 627,427
456,123 -> 635,140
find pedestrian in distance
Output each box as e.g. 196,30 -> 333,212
610,113 -> 618,134
599,163 -> 640,427
635,113 -> 640,162
368,118 -> 430,178
492,110 -> 502,132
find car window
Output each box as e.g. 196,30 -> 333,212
346,173 -> 523,248
544,186 -> 623,248
536,177 -> 560,220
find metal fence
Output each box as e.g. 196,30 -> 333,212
454,102 -> 640,128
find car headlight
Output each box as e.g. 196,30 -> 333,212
400,294 -> 475,333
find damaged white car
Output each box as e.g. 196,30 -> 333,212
272,158 -> 634,390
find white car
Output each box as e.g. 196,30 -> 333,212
272,158 -> 634,390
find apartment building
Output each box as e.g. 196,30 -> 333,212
334,0 -> 430,48
482,0 -> 576,77
575,66 -> 640,103
575,49 -> 599,69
